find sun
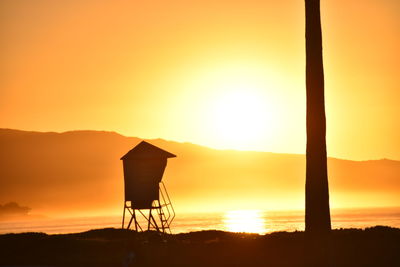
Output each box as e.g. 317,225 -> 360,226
209,88 -> 270,150
176,62 -> 285,151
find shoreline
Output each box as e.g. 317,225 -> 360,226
2,206 -> 400,236
1,226 -> 399,266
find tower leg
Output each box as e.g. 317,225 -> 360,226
147,209 -> 152,231
133,209 -> 138,231
122,202 -> 170,232
122,202 -> 126,229
149,208 -> 160,232
127,208 -> 134,230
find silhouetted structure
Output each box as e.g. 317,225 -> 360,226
305,0 -> 331,235
121,141 -> 176,233
305,0 -> 332,264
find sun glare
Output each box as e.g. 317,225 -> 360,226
211,89 -> 269,150
174,62 -> 297,152
223,210 -> 266,234
192,63 -> 282,151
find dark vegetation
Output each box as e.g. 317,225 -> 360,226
0,226 -> 399,266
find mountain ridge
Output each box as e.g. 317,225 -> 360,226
0,128 -> 399,216
1,128 -> 398,162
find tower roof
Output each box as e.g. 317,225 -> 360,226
121,141 -> 176,160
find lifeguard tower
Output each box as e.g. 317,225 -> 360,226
121,141 -> 176,233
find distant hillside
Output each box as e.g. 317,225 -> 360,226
0,129 -> 399,216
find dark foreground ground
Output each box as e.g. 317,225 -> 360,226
0,226 -> 399,267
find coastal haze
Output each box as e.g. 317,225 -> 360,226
0,129 -> 398,221
1,0 -> 400,266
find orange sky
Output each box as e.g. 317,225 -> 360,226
1,0 -> 399,161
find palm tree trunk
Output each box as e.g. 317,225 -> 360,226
305,0 -> 331,235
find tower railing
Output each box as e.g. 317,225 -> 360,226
122,181 -> 175,234
157,181 -> 175,233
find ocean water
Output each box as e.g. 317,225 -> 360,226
1,207 -> 399,235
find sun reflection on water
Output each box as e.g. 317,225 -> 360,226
223,210 -> 267,234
